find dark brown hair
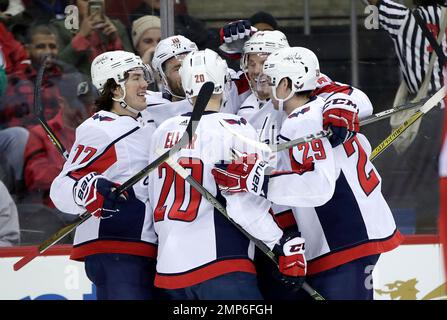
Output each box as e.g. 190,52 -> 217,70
94,79 -> 119,112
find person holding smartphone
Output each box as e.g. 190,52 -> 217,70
51,0 -> 133,76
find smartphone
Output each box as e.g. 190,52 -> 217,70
88,0 -> 104,20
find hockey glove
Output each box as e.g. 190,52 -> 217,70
323,97 -> 359,147
272,231 -> 306,289
73,172 -> 128,218
211,152 -> 268,196
219,20 -> 256,59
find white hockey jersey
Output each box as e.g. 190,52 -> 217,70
269,95 -> 402,275
313,73 -> 374,119
238,94 -> 286,145
237,93 -> 294,229
267,96 -> 337,208
145,69 -> 250,128
147,111 -> 282,289
146,92 -> 242,128
50,110 -> 157,261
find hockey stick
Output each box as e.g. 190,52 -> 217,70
359,95 -> 431,126
34,55 -> 70,160
13,82 -> 214,271
219,119 -> 331,153
219,88 -> 444,156
370,85 -> 446,161
11,56 -> 75,271
156,149 -> 325,300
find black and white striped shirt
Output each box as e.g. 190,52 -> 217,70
378,0 -> 445,94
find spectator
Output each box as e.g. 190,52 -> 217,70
16,0 -> 67,26
0,21 -> 29,75
51,0 -> 133,76
129,0 -> 160,23
128,0 -> 214,51
0,180 -> 20,246
0,24 -> 71,129
249,11 -> 278,31
131,15 -> 160,66
128,0 -> 188,24
23,72 -> 96,207
0,126 -> 29,195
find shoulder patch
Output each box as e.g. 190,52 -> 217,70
288,106 -> 310,119
222,118 -> 247,126
92,114 -> 115,122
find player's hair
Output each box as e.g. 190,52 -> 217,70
93,68 -> 141,112
25,24 -> 59,45
94,79 -> 119,112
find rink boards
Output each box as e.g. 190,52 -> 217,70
0,236 -> 445,300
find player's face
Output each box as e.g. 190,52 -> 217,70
123,69 -> 149,110
164,54 -> 187,97
247,53 -> 270,100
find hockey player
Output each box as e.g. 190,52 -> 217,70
147,48 -> 306,300
236,29 -> 300,299
146,35 -> 200,127
223,21 -> 374,125
50,50 -> 158,300
212,47 -> 403,299
152,35 -> 199,103
238,30 -> 289,145
148,35 -> 250,127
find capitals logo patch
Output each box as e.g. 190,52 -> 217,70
223,118 -> 247,126
288,106 -> 310,119
92,114 -> 115,122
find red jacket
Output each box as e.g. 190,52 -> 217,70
23,111 -> 75,207
0,22 -> 29,74
1,64 -> 63,129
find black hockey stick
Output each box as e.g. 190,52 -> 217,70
158,151 -> 325,300
358,95 -> 431,126
33,55 -> 70,160
13,81 -> 214,271
219,87 -> 445,156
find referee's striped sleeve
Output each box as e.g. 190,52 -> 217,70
378,0 -> 409,36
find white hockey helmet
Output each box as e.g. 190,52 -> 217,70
91,50 -> 153,114
179,49 -> 228,100
152,35 -> 198,80
263,46 -> 320,95
91,50 -> 151,92
241,30 -> 289,72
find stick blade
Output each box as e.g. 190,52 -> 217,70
13,247 -> 40,271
